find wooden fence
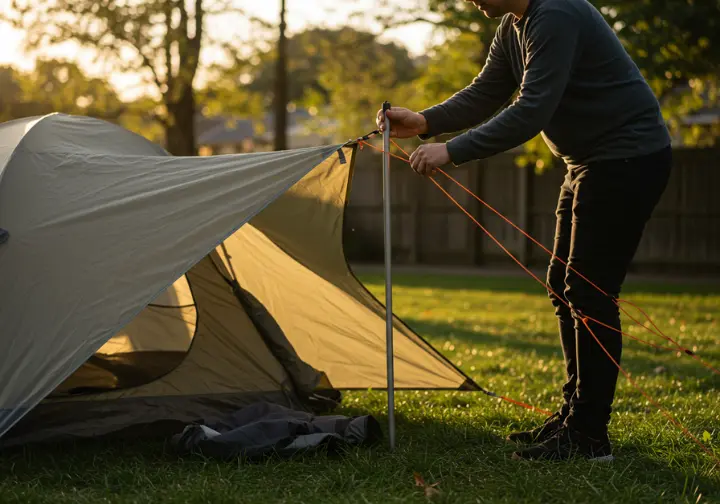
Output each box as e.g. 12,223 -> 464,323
343,147 -> 720,274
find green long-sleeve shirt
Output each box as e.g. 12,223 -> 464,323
419,0 -> 671,168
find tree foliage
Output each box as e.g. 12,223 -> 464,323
249,29 -> 372,109
599,0 -> 720,146
0,60 -> 124,121
311,29 -> 417,140
0,59 -> 165,142
376,0 -> 498,42
3,0 -> 718,161
601,0 -> 719,80
2,0 -> 263,155
242,27 -> 416,141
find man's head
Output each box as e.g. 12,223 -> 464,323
464,0 -> 527,19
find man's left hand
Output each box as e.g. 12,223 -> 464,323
409,143 -> 450,176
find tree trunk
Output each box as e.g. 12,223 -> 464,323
274,0 -> 288,151
165,84 -> 197,156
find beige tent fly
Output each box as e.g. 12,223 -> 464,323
0,113 -> 477,446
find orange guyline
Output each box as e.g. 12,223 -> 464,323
358,138 -> 719,466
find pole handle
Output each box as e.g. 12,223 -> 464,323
383,101 -> 392,130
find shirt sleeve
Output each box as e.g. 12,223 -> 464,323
445,8 -> 580,166
418,22 -> 518,140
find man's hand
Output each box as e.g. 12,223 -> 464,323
376,107 -> 428,139
409,143 -> 450,176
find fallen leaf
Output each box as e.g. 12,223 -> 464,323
413,472 -> 441,498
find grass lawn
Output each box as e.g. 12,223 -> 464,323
1,272 -> 719,503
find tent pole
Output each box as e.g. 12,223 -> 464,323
382,101 -> 396,451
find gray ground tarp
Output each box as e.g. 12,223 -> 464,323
171,402 -> 382,460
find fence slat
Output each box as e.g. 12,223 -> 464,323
345,147 -> 720,273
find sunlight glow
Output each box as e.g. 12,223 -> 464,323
0,0 -> 437,101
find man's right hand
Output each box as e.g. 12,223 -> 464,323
376,107 -> 429,139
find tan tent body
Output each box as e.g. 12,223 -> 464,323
0,114 -> 477,446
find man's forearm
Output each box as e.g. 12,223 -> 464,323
445,98 -> 544,165
419,77 -> 515,139
418,27 -> 517,140
420,90 -> 478,138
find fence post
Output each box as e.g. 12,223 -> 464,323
472,160 -> 485,266
517,164 -> 533,266
410,170 -> 422,264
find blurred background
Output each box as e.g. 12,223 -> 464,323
1,0 -> 718,274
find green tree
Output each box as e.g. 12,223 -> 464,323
376,0 -> 498,42
597,0 -> 720,146
0,66 -> 27,122
0,59 -> 124,120
242,27 -> 417,141
248,28 -> 416,109
306,28 -> 418,140
0,59 -> 168,143
248,29 -> 348,110
3,0 -> 263,155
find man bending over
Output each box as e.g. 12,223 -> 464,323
377,0 -> 672,462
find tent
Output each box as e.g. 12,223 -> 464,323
0,114 -> 478,446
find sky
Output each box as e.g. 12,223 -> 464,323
0,0 -> 441,101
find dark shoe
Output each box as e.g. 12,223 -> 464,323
511,424 -> 614,462
506,411 -> 566,444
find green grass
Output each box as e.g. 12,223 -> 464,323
2,273 -> 719,503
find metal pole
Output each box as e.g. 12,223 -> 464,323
382,101 -> 396,450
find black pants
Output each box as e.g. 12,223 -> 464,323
547,145 -> 672,434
